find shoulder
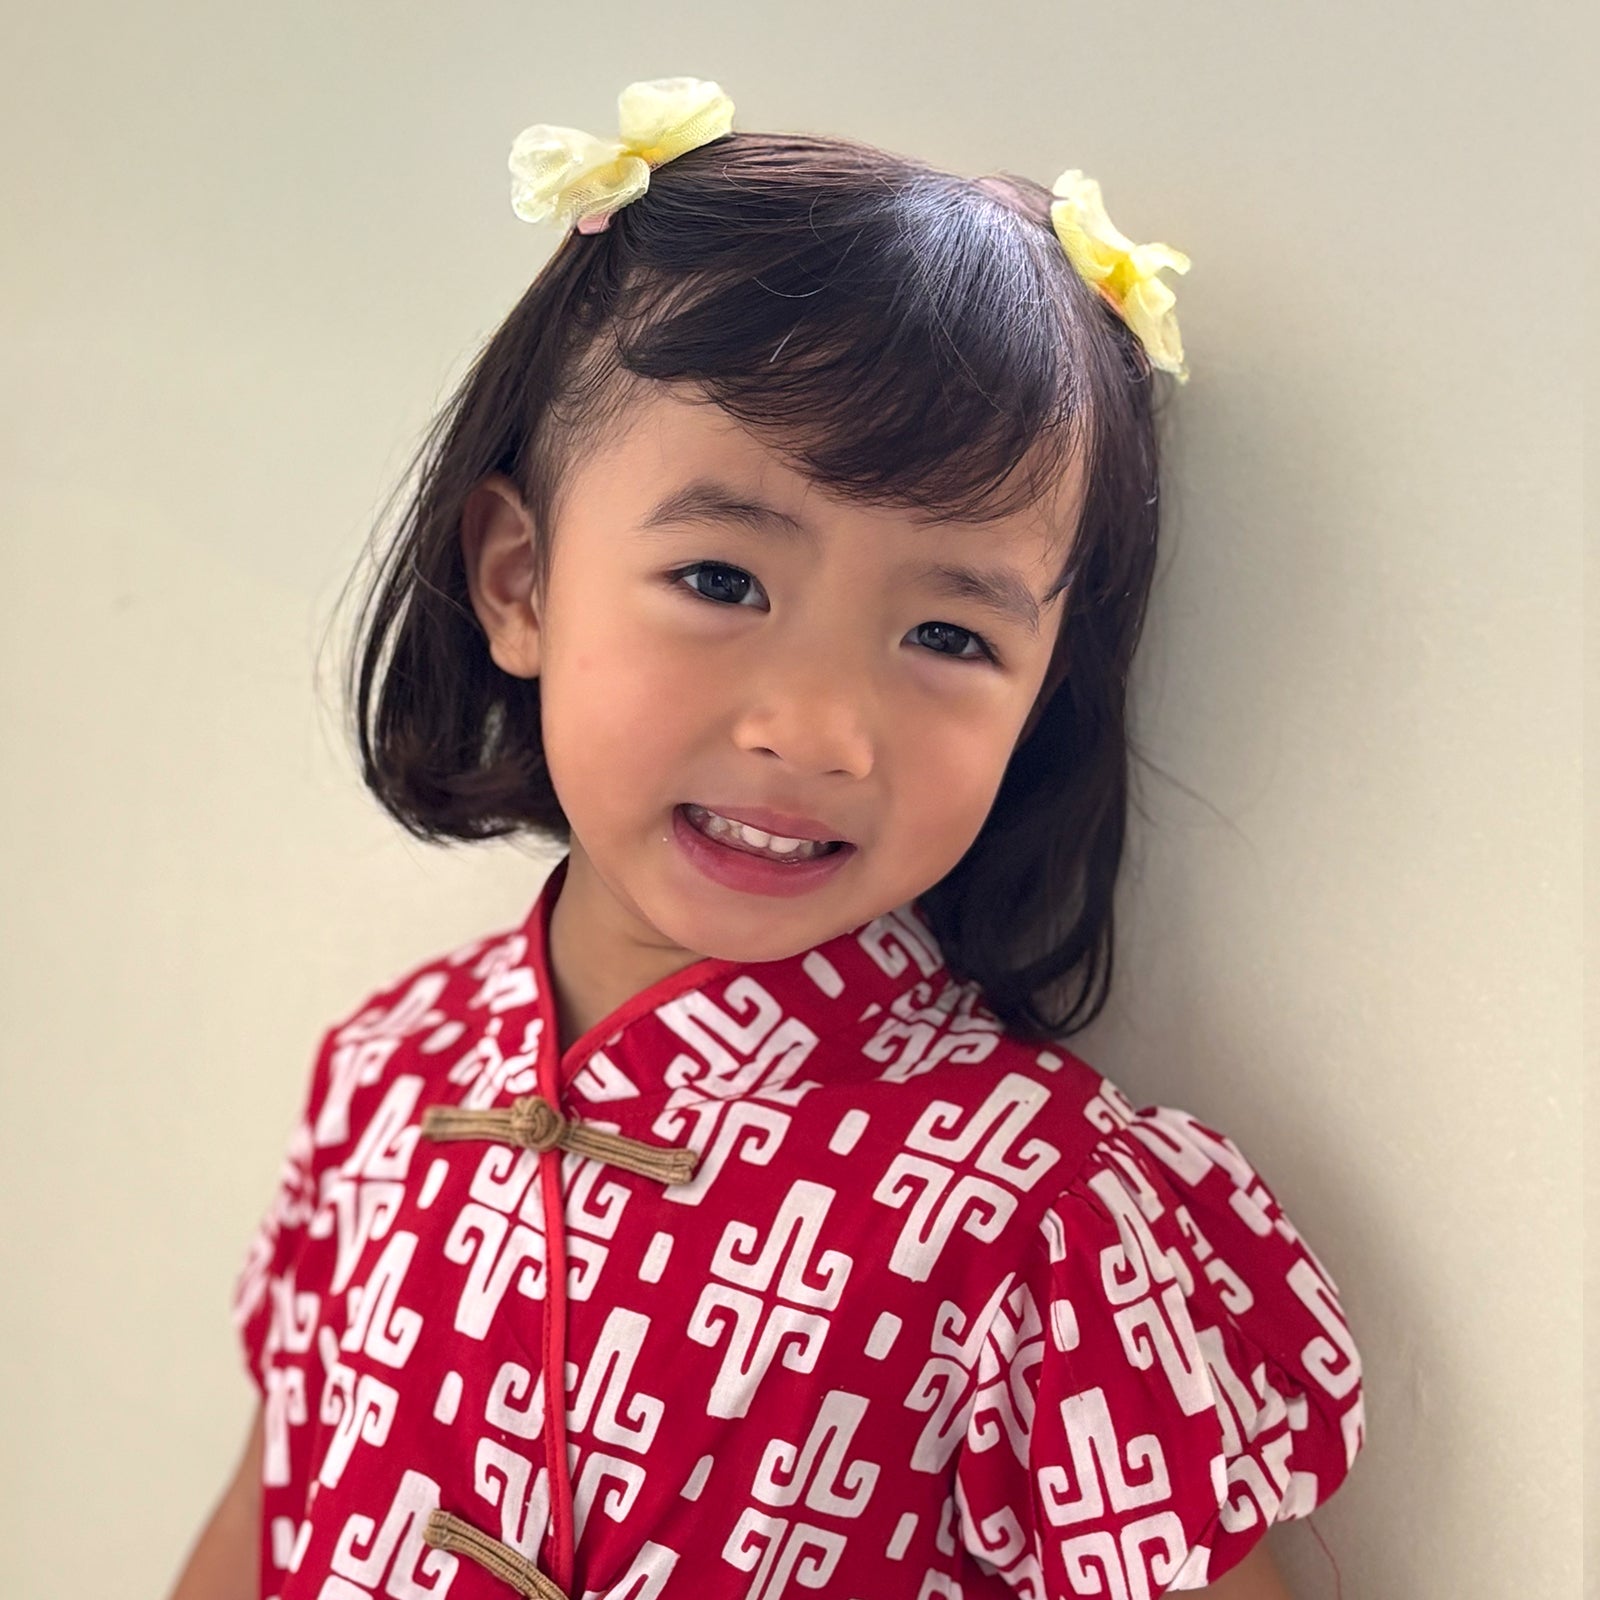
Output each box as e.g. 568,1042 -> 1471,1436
295,910 -> 534,1163
232,905 -> 539,1381
930,1018 -> 1339,1289
889,1015 -> 1155,1199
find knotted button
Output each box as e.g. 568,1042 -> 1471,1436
420,1092 -> 700,1186
506,1094 -> 564,1150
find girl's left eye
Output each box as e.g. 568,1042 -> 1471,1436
674,562 -> 760,608
910,620 -> 996,663
668,562 -> 999,665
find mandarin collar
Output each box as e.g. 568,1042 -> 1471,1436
520,853 -> 955,1094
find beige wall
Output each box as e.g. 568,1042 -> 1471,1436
0,3 -> 1585,1596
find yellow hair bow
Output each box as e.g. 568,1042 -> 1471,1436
1050,169 -> 1191,383
507,84 -> 1189,382
507,76 -> 735,236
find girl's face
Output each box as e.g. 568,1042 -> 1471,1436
463,383 -> 1078,976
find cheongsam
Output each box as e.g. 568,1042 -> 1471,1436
233,854 -> 1365,1599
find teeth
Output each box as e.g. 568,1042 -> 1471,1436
687,805 -> 834,862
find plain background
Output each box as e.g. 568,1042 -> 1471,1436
0,2 -> 1587,1596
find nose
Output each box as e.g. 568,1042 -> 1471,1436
730,638 -> 876,780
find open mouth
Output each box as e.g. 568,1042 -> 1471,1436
681,803 -> 848,863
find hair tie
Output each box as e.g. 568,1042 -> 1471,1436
506,78 -> 1190,380
507,76 -> 735,235
1049,169 -> 1191,383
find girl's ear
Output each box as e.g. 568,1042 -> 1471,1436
461,473 -> 544,678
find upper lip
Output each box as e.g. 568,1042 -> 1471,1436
688,802 -> 854,846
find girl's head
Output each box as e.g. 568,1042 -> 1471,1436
346,122 -> 1171,1043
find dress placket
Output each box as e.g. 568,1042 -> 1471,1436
416,1081 -> 701,1597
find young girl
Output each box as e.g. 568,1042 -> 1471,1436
172,77 -> 1364,1600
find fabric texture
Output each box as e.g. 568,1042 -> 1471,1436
232,855 -> 1365,1598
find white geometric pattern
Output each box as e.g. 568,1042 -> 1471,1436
232,858 -> 1366,1596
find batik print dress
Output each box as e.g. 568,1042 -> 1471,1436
233,854 -> 1366,1600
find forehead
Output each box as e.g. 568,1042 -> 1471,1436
587,382 -> 1085,568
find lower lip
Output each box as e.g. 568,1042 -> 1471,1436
671,804 -> 856,898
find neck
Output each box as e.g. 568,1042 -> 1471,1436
543,845 -> 707,1058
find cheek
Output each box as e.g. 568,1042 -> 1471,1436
889,711 -> 1020,836
538,613 -> 705,803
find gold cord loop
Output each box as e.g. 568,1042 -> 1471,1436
423,1509 -> 570,1599
420,1093 -> 699,1186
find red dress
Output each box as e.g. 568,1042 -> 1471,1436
234,855 -> 1365,1599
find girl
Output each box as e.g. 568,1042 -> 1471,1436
172,77 -> 1364,1600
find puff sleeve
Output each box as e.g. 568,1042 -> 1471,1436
953,1091 -> 1365,1595
228,1021 -> 337,1393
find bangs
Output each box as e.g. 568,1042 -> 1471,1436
544,135 -> 1100,582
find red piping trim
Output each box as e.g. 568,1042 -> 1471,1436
522,857 -> 741,1586
531,861 -> 576,1590
536,1129 -> 573,1590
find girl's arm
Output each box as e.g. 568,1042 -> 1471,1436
166,1400 -> 263,1600
1193,1541 -> 1296,1598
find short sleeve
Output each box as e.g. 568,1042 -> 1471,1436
228,1023 -> 336,1393
954,1097 -> 1366,1595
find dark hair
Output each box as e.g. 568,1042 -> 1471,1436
340,129 -> 1172,1043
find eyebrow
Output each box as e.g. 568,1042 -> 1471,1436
639,479 -> 1044,638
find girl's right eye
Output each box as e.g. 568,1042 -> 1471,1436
672,561 -> 762,607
